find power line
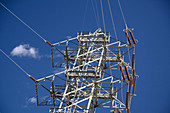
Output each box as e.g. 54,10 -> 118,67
117,0 -> 128,29
0,49 -> 37,82
0,2 -> 47,42
100,0 -> 106,33
107,0 -> 118,40
91,0 -> 99,28
94,0 -> 101,28
81,0 -> 89,31
0,49 -> 30,77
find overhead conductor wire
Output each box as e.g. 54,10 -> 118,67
117,0 -> 128,29
100,0 -> 106,33
107,0 -> 118,40
94,0 -> 101,28
0,49 -> 36,82
0,2 -> 50,44
0,49 -> 29,76
91,0 -> 99,28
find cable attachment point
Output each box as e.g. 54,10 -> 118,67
29,75 -> 37,82
45,40 -> 53,46
123,28 -> 134,32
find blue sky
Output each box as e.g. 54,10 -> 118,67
0,0 -> 170,113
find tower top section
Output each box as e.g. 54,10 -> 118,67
77,28 -> 110,43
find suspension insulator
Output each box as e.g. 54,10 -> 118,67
129,31 -> 136,44
124,66 -> 131,81
132,69 -> 135,80
118,110 -> 122,113
126,92 -> 129,109
132,54 -> 135,69
45,40 -> 53,46
120,65 -> 126,80
125,31 -> 132,45
133,76 -> 137,95
127,108 -> 130,113
129,77 -> 132,92
29,75 -> 36,82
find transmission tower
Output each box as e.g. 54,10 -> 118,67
34,28 -> 137,113
0,0 -> 138,113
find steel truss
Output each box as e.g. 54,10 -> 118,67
35,28 -> 137,113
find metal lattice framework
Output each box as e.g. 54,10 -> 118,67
34,28 -> 137,113
0,1 -> 138,113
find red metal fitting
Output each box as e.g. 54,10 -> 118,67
125,31 -> 132,45
133,76 -> 137,95
120,65 -> 126,80
125,66 -> 131,81
126,92 -> 129,109
29,75 -> 36,82
129,31 -> 136,44
132,54 -> 135,69
45,40 -> 52,46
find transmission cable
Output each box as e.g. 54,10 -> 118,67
107,0 -> 118,40
117,0 -> 128,29
81,0 -> 89,31
0,49 -> 30,77
0,2 -> 47,42
94,0 -> 101,28
91,0 -> 99,28
100,0 -> 106,33
0,49 -> 38,82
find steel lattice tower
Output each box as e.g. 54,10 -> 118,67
0,1 -> 138,113
34,28 -> 137,113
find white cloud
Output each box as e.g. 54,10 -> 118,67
28,97 -> 36,103
23,97 -> 37,108
11,44 -> 39,58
